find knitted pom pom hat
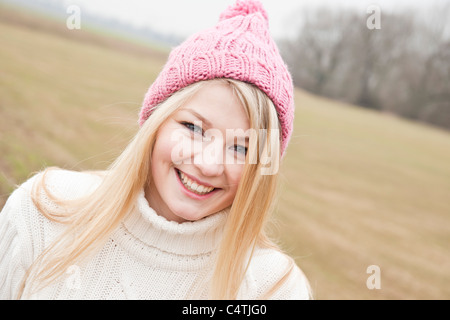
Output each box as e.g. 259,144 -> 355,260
139,0 -> 294,155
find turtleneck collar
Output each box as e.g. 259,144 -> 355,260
119,190 -> 228,257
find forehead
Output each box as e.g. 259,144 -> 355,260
178,81 -> 250,131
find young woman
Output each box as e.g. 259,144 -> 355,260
0,0 -> 311,299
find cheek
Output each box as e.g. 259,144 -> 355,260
225,164 -> 245,195
152,124 -> 182,166
150,140 -> 171,189
217,165 -> 245,210
161,130 -> 197,165
153,141 -> 174,166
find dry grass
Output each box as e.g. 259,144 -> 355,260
0,4 -> 166,205
276,91 -> 450,299
1,5 -> 449,300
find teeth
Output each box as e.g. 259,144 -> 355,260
178,171 -> 214,195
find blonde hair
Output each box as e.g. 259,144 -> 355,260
22,79 -> 296,299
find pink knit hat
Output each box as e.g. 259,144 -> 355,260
139,0 -> 294,155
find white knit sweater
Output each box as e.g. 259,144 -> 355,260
0,169 -> 310,300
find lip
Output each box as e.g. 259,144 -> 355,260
174,168 -> 219,200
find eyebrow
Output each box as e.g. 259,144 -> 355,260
183,108 -> 250,143
183,108 -> 212,128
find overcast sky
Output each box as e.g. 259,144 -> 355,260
62,0 -> 446,39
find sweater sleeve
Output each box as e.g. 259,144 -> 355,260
240,247 -> 312,300
0,170 -> 102,299
269,261 -> 312,300
0,182 -> 35,299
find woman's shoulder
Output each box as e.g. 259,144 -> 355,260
243,246 -> 312,300
3,168 -> 103,233
0,168 -> 105,293
6,167 -> 102,206
30,167 -> 104,199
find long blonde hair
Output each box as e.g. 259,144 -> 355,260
22,78 -> 294,299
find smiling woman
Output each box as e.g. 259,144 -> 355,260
0,0 -> 311,300
148,80 -> 250,223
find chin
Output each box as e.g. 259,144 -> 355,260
170,207 -> 209,223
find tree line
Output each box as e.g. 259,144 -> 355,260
280,4 -> 450,130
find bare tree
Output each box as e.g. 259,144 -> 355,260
280,3 -> 450,130
281,8 -> 356,96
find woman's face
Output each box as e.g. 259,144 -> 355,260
146,81 -> 251,223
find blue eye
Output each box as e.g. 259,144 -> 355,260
234,145 -> 248,155
182,122 -> 203,135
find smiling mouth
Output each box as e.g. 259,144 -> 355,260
176,169 -> 216,195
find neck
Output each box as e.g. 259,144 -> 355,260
145,182 -> 186,223
119,189 -> 228,258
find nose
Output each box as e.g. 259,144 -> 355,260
193,138 -> 225,177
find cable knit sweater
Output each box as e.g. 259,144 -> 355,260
0,169 -> 310,299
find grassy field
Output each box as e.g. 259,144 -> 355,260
1,5 -> 449,299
